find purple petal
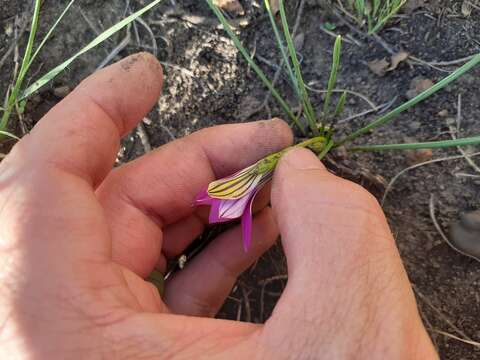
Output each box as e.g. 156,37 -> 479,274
241,191 -> 259,252
218,193 -> 254,219
194,188 -> 212,206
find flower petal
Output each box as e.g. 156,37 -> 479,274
194,188 -> 213,206
219,194 -> 253,219
241,191 -> 257,252
209,199 -> 231,224
208,164 -> 263,200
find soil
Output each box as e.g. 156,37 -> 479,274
1,0 -> 480,358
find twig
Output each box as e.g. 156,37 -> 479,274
305,84 -> 378,110
240,284 -> 252,323
79,6 -> 101,36
159,61 -> 195,77
319,26 -> 356,45
454,172 -> 480,179
433,330 -> 480,348
259,0 -> 307,109
136,122 -> 152,153
413,285 -> 474,341
135,16 -> 158,57
428,194 -> 450,245
337,97 -> 397,124
429,195 -> 480,262
96,26 -> 132,71
381,152 -> 480,205
259,274 -> 288,322
448,96 -> 480,174
159,123 -> 176,141
0,14 -> 29,72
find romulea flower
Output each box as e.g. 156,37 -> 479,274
195,136 -> 329,251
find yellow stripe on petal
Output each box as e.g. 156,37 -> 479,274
208,164 -> 265,200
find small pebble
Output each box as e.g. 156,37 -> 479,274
449,210 -> 480,260
53,86 -> 71,98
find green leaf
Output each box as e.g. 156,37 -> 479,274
28,0 -> 77,69
206,0 -> 304,134
264,0 -> 300,97
338,53 -> 480,145
323,22 -> 337,31
323,35 -> 342,119
352,136 -> 480,152
278,0 -> 318,135
20,0 -> 165,100
0,0 -> 42,130
334,91 -> 347,118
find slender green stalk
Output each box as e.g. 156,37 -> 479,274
278,0 -> 318,135
0,0 -> 42,130
334,90 -> 347,118
264,0 -> 300,97
338,53 -> 480,146
0,130 -> 20,140
21,0 -> 165,101
369,0 -> 406,34
206,0 -> 304,134
352,136 -> 480,152
28,0 -> 77,69
317,138 -> 334,160
323,35 -> 342,118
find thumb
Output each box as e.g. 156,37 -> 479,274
270,147 -> 392,281
266,148 -> 435,359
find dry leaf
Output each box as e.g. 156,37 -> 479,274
368,58 -> 390,76
388,51 -> 409,71
270,0 -> 280,14
403,0 -> 426,13
293,33 -> 305,51
405,148 -> 433,165
462,0 -> 473,16
406,76 -> 434,99
213,0 -> 245,15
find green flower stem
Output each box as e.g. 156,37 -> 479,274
0,0 -> 42,131
337,53 -> 480,146
206,0 -> 304,134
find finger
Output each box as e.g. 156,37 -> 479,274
10,53 -> 162,187
161,182 -> 273,258
97,119 -> 292,277
163,207 -> 278,317
265,148 -> 432,356
270,148 -> 393,280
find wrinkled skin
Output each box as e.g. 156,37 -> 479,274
0,53 -> 438,359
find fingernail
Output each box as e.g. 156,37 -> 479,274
281,148 -> 325,170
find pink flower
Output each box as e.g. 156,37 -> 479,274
194,136 -> 328,251
194,161 -> 274,252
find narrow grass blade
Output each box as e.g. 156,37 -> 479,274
352,136 -> 480,152
278,0 -> 318,135
206,0 -> 304,134
334,90 -> 347,118
264,0 -> 299,97
355,0 -> 365,19
0,130 -> 20,141
370,0 -> 406,34
0,0 -> 42,130
20,0 -> 164,100
338,53 -> 480,145
28,0 -> 77,69
323,35 -> 342,118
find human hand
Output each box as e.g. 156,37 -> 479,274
0,53 -> 437,359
